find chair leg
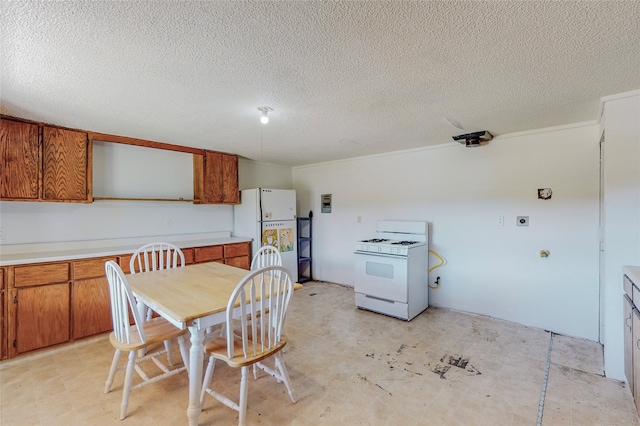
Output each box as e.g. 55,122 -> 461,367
120,351 -> 137,420
200,355 -> 216,405
238,366 -> 249,426
104,349 -> 122,393
274,353 -> 297,403
164,340 -> 174,366
177,335 -> 189,375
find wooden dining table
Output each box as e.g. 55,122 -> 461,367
127,261 -> 301,426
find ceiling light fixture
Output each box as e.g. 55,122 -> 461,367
257,106 -> 273,124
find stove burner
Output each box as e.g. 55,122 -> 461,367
391,241 -> 419,246
360,238 -> 390,243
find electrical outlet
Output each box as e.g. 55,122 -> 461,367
165,219 -> 173,229
497,216 -> 504,226
0,227 -> 4,240
516,216 -> 529,227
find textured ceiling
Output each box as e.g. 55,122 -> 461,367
2,1 -> 639,166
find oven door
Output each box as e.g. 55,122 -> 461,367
354,251 -> 408,303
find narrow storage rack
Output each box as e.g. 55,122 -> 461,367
297,217 -> 312,283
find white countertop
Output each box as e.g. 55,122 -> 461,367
624,265 -> 640,285
0,232 -> 252,266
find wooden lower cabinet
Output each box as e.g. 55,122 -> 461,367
7,261 -> 72,357
224,242 -> 251,270
0,289 -> 4,360
624,270 -> 640,418
73,257 -> 117,339
1,268 -> 5,360
11,283 -> 70,355
73,277 -> 112,339
1,241 -> 251,360
633,307 -> 640,412
625,294 -> 635,394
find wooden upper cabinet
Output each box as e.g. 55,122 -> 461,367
3,115 -> 241,204
42,126 -> 91,202
204,150 -> 223,203
194,151 -> 239,204
0,119 -> 40,200
222,153 -> 239,204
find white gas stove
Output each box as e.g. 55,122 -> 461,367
354,220 -> 430,321
355,239 -> 426,256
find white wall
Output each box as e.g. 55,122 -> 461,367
0,199 -> 233,244
293,123 -> 601,341
238,158 -> 292,190
0,158 -> 292,245
601,91 -> 640,380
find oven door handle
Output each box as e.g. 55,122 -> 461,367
354,251 -> 405,259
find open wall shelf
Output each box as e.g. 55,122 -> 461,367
297,217 -> 312,283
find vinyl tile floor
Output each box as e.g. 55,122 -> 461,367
1,281 -> 639,425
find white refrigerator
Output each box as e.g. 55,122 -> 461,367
233,188 -> 298,278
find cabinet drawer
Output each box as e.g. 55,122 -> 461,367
225,256 -> 250,270
224,243 -> 250,259
14,263 -> 70,287
625,275 -> 634,299
74,257 -> 117,280
194,246 -> 223,263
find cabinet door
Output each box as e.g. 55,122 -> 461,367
13,283 -> 70,354
42,126 -> 90,202
0,119 -> 40,200
0,288 -> 4,360
221,153 -> 239,203
73,277 -> 112,339
118,254 -> 133,274
72,257 -> 115,338
624,295 -> 634,394
634,308 -> 640,411
1,268 -> 5,359
194,151 -> 239,204
182,248 -> 195,265
204,151 -> 223,203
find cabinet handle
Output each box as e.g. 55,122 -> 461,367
637,339 -> 640,350
627,316 -> 633,329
